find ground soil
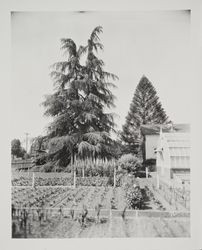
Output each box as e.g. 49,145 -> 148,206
26,215 -> 190,238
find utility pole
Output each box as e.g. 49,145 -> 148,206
25,133 -> 29,154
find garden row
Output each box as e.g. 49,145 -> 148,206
12,186 -> 128,210
12,183 -> 169,238
12,183 -> 166,221
12,175 -> 109,187
11,173 -> 123,187
136,178 -> 190,211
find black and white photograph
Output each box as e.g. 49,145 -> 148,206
1,1 -> 200,248
10,9 -> 195,239
10,10 -> 192,239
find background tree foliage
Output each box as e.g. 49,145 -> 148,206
29,136 -> 48,166
43,26 -> 118,170
11,139 -> 26,159
121,75 -> 169,157
30,136 -> 48,154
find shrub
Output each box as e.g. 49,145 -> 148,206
118,154 -> 141,174
144,158 -> 156,172
40,162 -> 55,172
126,186 -> 144,209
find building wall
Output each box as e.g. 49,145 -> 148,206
156,132 -> 190,180
159,166 -> 171,179
156,134 -> 172,179
145,134 -> 159,159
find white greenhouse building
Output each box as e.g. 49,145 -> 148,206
156,130 -> 190,185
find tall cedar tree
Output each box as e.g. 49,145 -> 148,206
42,26 -> 118,169
121,75 -> 169,158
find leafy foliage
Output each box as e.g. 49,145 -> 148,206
11,139 -> 26,159
125,186 -> 144,209
30,136 -> 48,154
121,76 -> 169,156
118,154 -> 141,174
29,136 -> 49,166
144,158 -> 156,172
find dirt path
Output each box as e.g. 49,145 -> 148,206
116,187 -> 126,210
26,215 -> 190,238
100,187 -> 113,209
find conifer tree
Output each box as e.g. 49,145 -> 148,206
121,75 -> 169,156
42,26 -> 118,170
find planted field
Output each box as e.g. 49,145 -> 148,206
136,178 -> 190,211
12,172 -> 111,187
12,185 -> 165,211
11,173 -> 190,238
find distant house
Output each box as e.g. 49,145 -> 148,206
140,123 -> 190,183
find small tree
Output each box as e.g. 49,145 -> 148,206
11,139 -> 26,159
118,154 -> 141,174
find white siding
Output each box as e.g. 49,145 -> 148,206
145,134 -> 159,159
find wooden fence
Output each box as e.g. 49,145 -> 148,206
12,159 -> 33,171
12,207 -> 190,219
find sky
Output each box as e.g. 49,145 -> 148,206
11,10 -> 191,148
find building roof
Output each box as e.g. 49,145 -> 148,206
141,123 -> 190,135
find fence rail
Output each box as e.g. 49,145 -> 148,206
12,185 -> 74,189
12,207 -> 190,218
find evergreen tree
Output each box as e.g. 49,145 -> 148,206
121,75 -> 169,157
42,26 -> 118,170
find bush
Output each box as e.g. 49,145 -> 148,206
118,154 -> 141,174
40,162 -> 55,172
144,158 -> 156,172
126,186 -> 144,209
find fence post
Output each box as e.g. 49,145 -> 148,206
146,167 -> 148,179
135,209 -> 138,218
32,173 -> 35,187
82,161 -> 85,178
113,163 -> 116,188
108,208 -> 113,236
73,155 -> 76,188
156,173 -> 159,189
